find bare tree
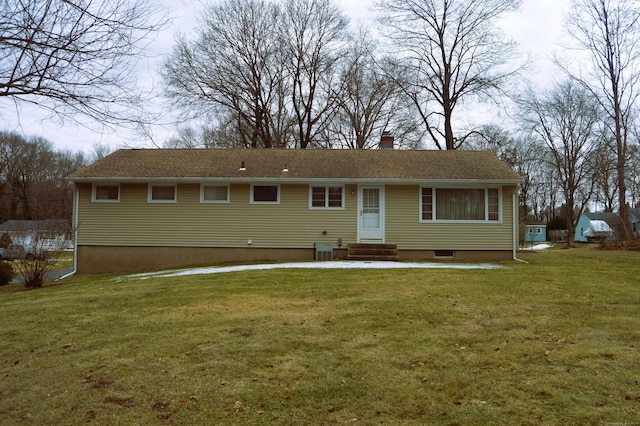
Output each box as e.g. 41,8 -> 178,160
326,28 -> 420,149
562,0 -> 640,239
163,0 -> 351,149
377,0 -> 523,150
591,139 -> 619,211
89,143 -> 115,163
0,0 -> 168,126
519,80 -> 603,247
283,0 -> 350,148
163,0 -> 291,149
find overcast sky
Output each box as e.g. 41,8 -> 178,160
0,0 -> 570,154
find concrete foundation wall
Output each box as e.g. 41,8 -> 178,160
76,245 -> 511,274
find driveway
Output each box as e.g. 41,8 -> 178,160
11,267 -> 74,284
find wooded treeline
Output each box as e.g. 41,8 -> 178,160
0,131 -> 88,224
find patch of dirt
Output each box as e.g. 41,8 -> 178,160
103,396 -> 134,407
152,401 -> 171,412
86,377 -> 113,389
599,239 -> 640,251
152,401 -> 172,422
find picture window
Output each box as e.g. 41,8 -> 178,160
421,187 -> 500,222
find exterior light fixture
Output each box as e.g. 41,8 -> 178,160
282,164 -> 289,172
239,161 -> 246,171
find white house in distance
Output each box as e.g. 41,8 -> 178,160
0,219 -> 71,249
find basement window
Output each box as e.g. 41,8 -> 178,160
434,250 -> 455,259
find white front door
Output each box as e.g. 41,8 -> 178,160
359,185 -> 384,241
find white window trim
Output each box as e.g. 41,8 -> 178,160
250,184 -> 280,204
309,185 -> 345,210
148,184 -> 177,203
200,184 -> 230,203
92,183 -> 120,202
419,187 -> 502,223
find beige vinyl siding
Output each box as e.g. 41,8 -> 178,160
385,185 -> 515,250
77,183 -> 357,248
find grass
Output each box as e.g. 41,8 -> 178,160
0,245 -> 638,425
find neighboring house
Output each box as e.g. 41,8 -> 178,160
574,212 -> 621,243
523,224 -> 547,243
0,219 -> 71,248
631,208 -> 640,239
66,149 -> 522,274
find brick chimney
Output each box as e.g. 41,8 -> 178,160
379,131 -> 394,149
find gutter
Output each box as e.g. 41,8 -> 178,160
66,176 -> 523,186
58,187 -> 79,280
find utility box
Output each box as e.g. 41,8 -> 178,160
314,243 -> 333,261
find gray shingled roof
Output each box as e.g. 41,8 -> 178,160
67,149 -> 522,183
585,212 -> 622,226
0,219 -> 70,232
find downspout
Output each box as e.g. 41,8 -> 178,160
58,186 -> 79,279
513,187 -> 527,264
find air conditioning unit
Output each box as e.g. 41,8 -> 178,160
315,243 -> 333,261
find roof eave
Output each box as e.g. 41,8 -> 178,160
67,176 -> 522,185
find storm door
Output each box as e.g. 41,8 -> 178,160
358,186 -> 384,241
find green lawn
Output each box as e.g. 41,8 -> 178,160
1,245 -> 638,425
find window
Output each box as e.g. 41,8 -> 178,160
421,188 -> 433,220
252,185 -> 279,203
434,250 -> 455,258
488,188 -> 499,221
420,187 -> 500,222
149,184 -> 176,202
310,186 -> 343,209
93,184 -> 119,202
201,184 -> 229,203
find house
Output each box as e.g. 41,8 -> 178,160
631,208 -> 640,238
574,212 -> 620,243
66,148 -> 522,274
523,224 -> 547,243
0,219 -> 71,248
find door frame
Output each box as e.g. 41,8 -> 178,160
357,185 -> 385,242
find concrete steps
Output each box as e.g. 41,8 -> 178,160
347,243 -> 399,261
